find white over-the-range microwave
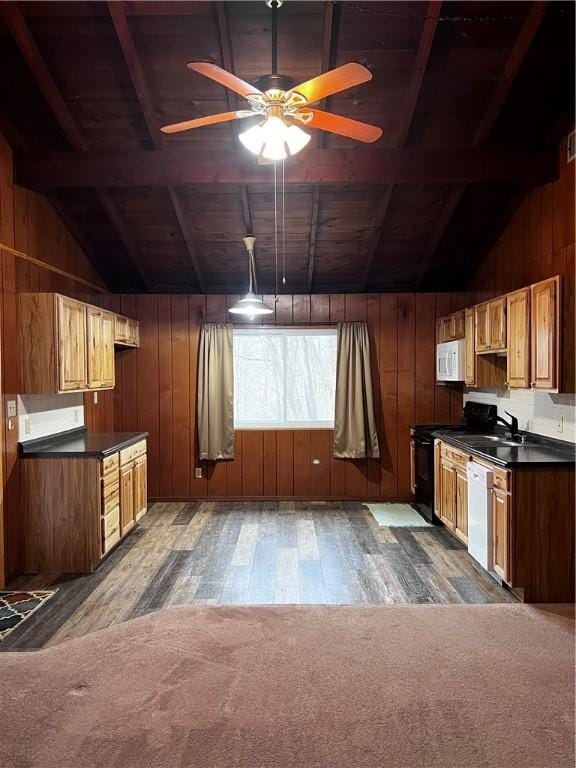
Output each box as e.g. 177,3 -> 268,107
436,340 -> 465,382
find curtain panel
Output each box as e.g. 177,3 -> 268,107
197,323 -> 235,461
333,321 -> 380,459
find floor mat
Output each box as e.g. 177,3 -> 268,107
366,502 -> 432,527
0,591 -> 56,642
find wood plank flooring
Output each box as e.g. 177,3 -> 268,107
2,501 -> 515,650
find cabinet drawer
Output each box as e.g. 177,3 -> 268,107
102,479 -> 120,511
102,507 -> 121,554
101,453 -> 119,477
120,440 -> 146,466
492,468 -> 510,492
440,443 -> 470,471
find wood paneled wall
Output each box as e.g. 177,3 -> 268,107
0,134 -> 110,583
111,293 -> 464,502
469,135 -> 575,295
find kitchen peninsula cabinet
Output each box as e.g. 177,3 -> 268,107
434,437 -> 574,603
20,432 -> 148,573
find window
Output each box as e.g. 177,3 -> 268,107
233,327 -> 337,428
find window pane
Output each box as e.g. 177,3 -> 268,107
233,329 -> 337,428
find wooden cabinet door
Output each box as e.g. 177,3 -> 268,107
434,440 -> 442,518
489,298 -> 506,350
115,315 -> 128,343
120,463 -> 135,534
134,456 -> 148,521
86,307 -> 104,389
410,439 -> 415,495
101,312 -> 115,388
57,296 -> 87,391
127,319 -> 139,346
475,303 -> 490,352
455,468 -> 468,544
453,311 -> 465,340
464,308 -> 476,386
507,288 -> 530,388
531,277 -> 558,389
492,488 -> 511,582
439,460 -> 456,530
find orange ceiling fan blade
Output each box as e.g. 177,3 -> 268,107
187,62 -> 263,99
291,63 -> 372,105
302,109 -> 382,143
160,111 -> 253,134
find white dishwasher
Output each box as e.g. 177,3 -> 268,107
467,462 -> 493,570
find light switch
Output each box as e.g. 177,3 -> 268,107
195,467 -> 203,479
6,400 -> 16,418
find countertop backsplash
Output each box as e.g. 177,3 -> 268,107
18,393 -> 85,443
464,389 -> 576,443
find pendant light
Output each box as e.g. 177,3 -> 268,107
228,236 -> 273,320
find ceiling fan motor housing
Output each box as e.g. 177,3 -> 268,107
253,73 -> 295,94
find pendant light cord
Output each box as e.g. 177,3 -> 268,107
274,160 -> 278,298
282,158 -> 286,286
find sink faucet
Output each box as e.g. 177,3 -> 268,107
496,411 -> 520,439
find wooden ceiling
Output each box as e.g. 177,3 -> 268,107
0,1 -> 573,293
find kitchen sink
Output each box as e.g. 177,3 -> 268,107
458,435 -> 536,448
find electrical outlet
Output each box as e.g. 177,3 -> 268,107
556,416 -> 564,434
195,467 -> 203,479
24,418 -> 31,435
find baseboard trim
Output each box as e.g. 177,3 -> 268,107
149,496 -> 415,504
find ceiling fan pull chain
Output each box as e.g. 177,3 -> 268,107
282,158 -> 286,286
274,160 -> 279,298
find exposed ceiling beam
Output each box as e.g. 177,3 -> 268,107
0,0 -> 152,292
16,147 -> 555,188
416,0 -> 548,288
307,1 -> 339,292
214,2 -> 258,292
107,0 -> 206,292
361,0 -> 442,290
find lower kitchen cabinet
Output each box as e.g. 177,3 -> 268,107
491,487 -> 510,582
22,440 -> 148,573
436,442 -> 470,545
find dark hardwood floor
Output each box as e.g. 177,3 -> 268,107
3,502 -> 515,650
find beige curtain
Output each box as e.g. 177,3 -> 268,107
197,323 -> 235,461
333,321 -> 380,459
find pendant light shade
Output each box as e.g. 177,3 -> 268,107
228,291 -> 273,317
228,237 -> 273,320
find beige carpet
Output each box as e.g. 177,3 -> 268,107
1,604 -> 574,768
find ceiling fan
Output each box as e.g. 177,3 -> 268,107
160,0 -> 382,162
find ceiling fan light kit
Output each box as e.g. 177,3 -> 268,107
160,1 -> 382,160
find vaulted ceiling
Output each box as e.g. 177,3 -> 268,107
0,1 -> 573,293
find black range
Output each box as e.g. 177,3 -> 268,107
19,428 -> 148,459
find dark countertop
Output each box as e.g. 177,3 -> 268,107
433,430 -> 575,468
19,429 -> 148,459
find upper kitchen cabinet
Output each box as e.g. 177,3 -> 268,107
475,299 -> 506,353
507,288 -> 530,388
115,315 -> 139,347
530,277 -> 560,390
19,293 -> 138,394
19,293 -> 87,394
464,308 -> 476,386
87,307 -> 115,390
57,296 -> 88,391
436,311 -> 465,343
